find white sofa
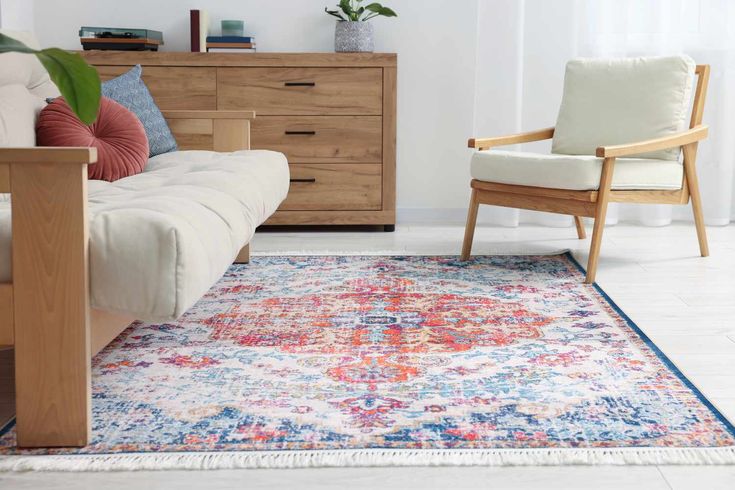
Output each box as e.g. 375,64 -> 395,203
0,32 -> 289,321
0,31 -> 292,448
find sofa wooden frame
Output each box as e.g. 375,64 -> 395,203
0,110 -> 255,448
462,65 -> 711,284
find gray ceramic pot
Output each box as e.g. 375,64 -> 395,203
335,21 -> 374,53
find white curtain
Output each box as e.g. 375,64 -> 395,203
474,0 -> 735,227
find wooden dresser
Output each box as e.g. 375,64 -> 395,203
81,52 -> 397,230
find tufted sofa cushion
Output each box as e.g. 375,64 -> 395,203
0,30 -> 60,146
0,150 -> 290,321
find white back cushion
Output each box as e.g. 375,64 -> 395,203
552,55 -> 695,161
0,30 -> 60,147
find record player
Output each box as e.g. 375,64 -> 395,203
79,27 -> 164,51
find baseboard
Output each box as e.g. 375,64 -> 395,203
397,207 -> 733,227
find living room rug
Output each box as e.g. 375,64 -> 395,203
1,254 -> 734,470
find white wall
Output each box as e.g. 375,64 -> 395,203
33,0 -> 481,220
0,0 -> 34,30
29,0 -> 734,224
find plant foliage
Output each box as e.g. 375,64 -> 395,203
325,0 -> 397,22
0,33 -> 101,124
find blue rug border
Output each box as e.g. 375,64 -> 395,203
562,251 -> 735,438
1,252 -> 733,448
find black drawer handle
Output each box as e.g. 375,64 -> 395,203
285,131 -> 316,136
290,178 -> 317,183
284,82 -> 316,87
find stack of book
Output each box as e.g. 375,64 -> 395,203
206,36 -> 256,53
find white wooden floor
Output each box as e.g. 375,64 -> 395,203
2,222 -> 734,489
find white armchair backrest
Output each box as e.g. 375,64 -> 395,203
552,55 -> 695,161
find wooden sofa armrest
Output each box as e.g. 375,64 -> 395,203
0,147 -> 97,163
161,110 -> 256,120
162,111 -> 256,152
468,127 -> 555,150
1,145 -> 95,446
0,147 -> 97,193
596,125 -> 709,158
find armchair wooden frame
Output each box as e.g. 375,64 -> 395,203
462,65 -> 711,284
0,110 -> 255,448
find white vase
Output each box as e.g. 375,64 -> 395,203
335,21 -> 374,53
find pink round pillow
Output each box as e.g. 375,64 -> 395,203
36,97 -> 149,182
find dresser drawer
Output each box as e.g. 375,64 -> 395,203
282,164 -> 382,211
217,67 -> 383,115
251,116 -> 382,163
95,66 -> 217,110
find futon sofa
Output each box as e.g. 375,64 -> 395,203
0,31 -> 289,447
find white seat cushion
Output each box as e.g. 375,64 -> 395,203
471,150 -> 683,191
552,56 -> 695,161
0,149 -> 289,321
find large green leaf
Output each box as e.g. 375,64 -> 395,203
0,33 -> 36,53
0,33 -> 101,125
364,3 -> 398,18
339,0 -> 352,16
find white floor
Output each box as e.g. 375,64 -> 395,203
2,222 -> 734,489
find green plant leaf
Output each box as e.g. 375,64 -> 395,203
36,49 -> 101,125
364,3 -> 398,18
0,33 -> 36,53
339,0 -> 352,15
0,33 -> 101,124
325,7 -> 347,20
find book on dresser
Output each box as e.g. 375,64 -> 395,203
206,36 -> 256,52
79,52 -> 397,230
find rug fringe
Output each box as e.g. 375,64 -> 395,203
1,446 -> 734,472
250,250 -> 572,257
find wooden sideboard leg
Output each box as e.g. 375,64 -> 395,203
11,160 -> 91,448
235,243 -> 251,264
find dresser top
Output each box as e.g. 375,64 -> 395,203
80,51 -> 397,68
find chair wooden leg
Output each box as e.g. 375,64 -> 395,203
461,188 -> 480,261
585,158 -> 615,284
683,144 -> 709,257
573,216 -> 586,239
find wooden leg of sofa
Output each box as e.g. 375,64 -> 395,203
573,216 -> 587,239
683,144 -> 709,257
461,189 -> 480,261
235,243 -> 250,264
11,161 -> 91,447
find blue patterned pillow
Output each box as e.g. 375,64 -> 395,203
101,65 -> 177,157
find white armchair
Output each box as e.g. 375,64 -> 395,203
461,56 -> 710,283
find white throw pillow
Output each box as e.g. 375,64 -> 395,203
552,55 -> 695,161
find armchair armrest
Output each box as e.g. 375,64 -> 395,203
596,125 -> 708,158
468,127 -> 555,150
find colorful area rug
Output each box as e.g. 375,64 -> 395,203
1,254 -> 734,470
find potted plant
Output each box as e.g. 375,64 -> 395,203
325,0 -> 397,53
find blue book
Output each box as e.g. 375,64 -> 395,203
206,36 -> 254,43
